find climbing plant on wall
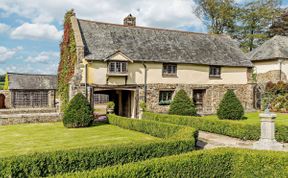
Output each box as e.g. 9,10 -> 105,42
58,9 -> 77,111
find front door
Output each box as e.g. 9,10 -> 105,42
0,94 -> 5,109
193,89 -> 205,114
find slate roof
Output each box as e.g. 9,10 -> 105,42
7,73 -> 57,90
248,35 -> 288,61
77,19 -> 253,67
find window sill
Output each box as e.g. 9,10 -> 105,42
107,73 -> 128,77
209,75 -> 221,79
162,74 -> 177,78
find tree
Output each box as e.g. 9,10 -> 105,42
269,8 -> 288,36
234,0 -> 281,52
217,90 -> 244,120
195,0 -> 237,34
63,93 -> 94,128
169,89 -> 197,116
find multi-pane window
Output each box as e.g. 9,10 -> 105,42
13,91 -> 48,108
94,94 -> 109,104
209,66 -> 221,77
163,63 -> 177,76
109,61 -> 128,74
159,91 -> 173,105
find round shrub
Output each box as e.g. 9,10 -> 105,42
217,90 -> 244,120
169,89 -> 197,116
63,93 -> 94,128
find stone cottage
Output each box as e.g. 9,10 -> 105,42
0,73 -> 57,109
248,35 -> 288,84
65,13 -> 255,118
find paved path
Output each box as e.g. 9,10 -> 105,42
197,131 -> 288,151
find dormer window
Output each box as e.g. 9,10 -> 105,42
209,66 -> 221,78
163,63 -> 177,76
108,61 -> 128,74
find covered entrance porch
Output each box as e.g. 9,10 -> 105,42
92,86 -> 138,118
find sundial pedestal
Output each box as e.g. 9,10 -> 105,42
253,113 -> 283,151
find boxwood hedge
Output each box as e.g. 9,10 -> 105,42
56,148 -> 288,178
0,115 -> 198,177
143,112 -> 288,142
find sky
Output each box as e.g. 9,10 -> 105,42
0,0 -> 287,75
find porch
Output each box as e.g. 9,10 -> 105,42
91,85 -> 139,118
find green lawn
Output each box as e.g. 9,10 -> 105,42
0,122 -> 159,157
204,112 -> 288,125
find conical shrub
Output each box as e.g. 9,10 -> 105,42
169,89 -> 197,116
63,93 -> 94,128
217,90 -> 244,120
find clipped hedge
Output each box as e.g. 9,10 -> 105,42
56,148 -> 288,178
143,112 -> 288,142
0,115 -> 198,177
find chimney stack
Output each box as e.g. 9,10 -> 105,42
124,14 -> 136,27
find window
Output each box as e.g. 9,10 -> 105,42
94,94 -> 109,104
163,63 -> 177,76
159,91 -> 173,105
209,66 -> 221,78
108,61 -> 128,74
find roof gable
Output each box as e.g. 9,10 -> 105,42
78,19 -> 252,67
104,51 -> 133,62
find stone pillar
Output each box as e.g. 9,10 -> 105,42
253,113 -> 283,151
48,90 -> 55,108
139,108 -> 143,119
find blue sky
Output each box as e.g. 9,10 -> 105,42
0,0 -> 287,75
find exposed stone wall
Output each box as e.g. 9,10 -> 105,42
0,90 -> 11,108
0,113 -> 61,126
257,70 -> 287,84
141,83 -> 255,115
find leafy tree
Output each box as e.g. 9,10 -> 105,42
217,90 -> 244,120
195,0 -> 237,34
234,0 -> 281,52
169,89 -> 197,116
63,93 -> 94,128
3,73 -> 9,90
269,9 -> 288,36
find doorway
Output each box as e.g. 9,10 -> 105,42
193,89 -> 206,113
0,94 -> 6,109
94,90 -> 132,117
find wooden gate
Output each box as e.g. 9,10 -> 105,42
0,94 -> 5,109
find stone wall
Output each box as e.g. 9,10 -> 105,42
141,83 -> 255,115
0,90 -> 11,108
257,70 -> 287,84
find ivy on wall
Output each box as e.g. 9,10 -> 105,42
58,9 -> 77,111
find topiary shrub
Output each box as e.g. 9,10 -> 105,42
63,93 -> 93,128
169,89 -> 197,116
217,90 -> 244,120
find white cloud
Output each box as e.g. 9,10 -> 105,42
10,23 -> 62,41
0,46 -> 22,63
25,51 -> 59,64
0,0 -> 205,31
0,23 -> 10,33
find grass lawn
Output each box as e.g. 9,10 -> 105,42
0,122 -> 159,157
204,112 -> 288,125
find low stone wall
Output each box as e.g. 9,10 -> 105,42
141,83 -> 255,115
0,113 -> 61,126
